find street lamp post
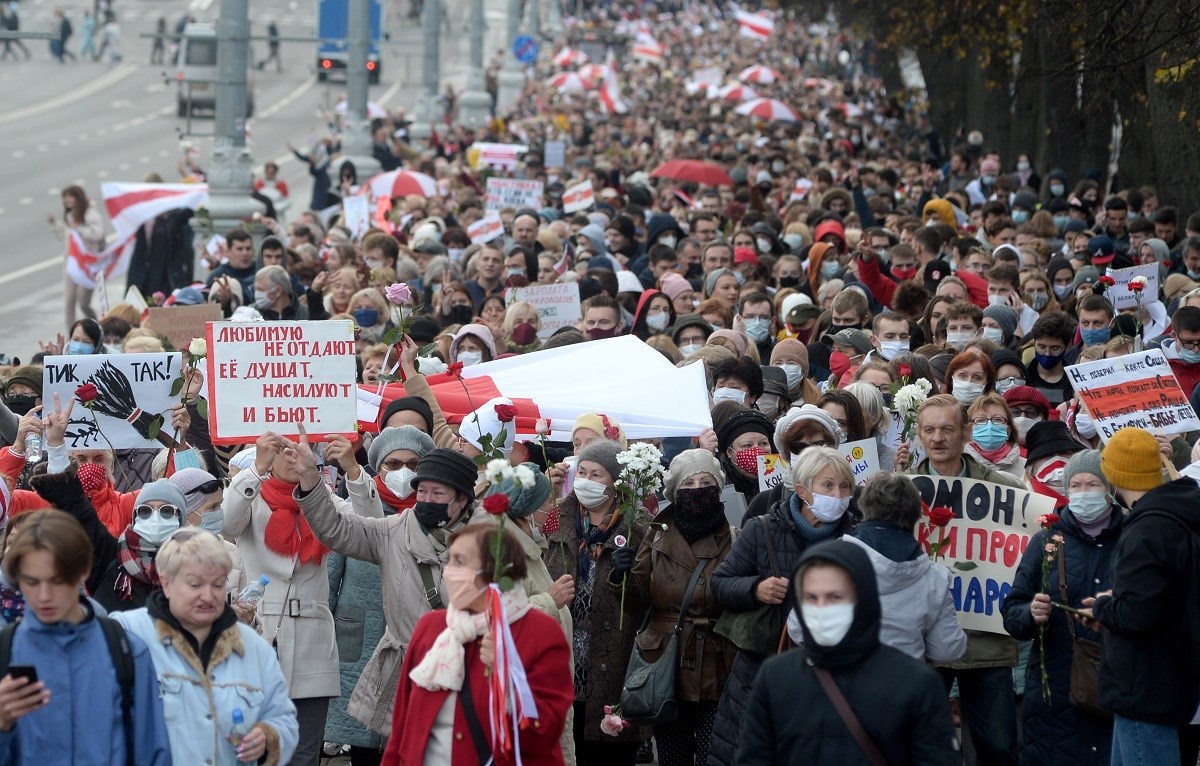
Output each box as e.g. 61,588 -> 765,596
408,0 -> 441,141
335,0 -> 380,175
495,0 -> 524,112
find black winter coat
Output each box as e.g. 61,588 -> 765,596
1001,507 -> 1121,765
1092,479 -> 1200,726
736,539 -> 958,766
126,209 -> 194,297
707,496 -> 852,766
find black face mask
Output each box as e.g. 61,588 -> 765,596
777,276 -> 800,289
448,305 -> 474,326
587,327 -> 618,341
673,485 -> 727,543
4,395 -> 36,417
414,501 -> 452,529
826,323 -> 860,336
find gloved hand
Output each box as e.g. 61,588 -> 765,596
611,545 -> 635,578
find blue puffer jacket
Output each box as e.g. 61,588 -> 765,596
1001,507 -> 1122,766
0,599 -> 171,766
324,553 -> 387,750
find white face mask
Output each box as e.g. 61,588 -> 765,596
679,342 -> 704,357
1075,411 -> 1097,439
659,235 -> 677,250
133,512 -> 179,545
946,331 -> 977,350
712,387 -> 746,404
806,492 -> 850,523
253,288 -> 275,310
384,467 -> 416,499
952,379 -> 985,406
646,313 -> 670,332
104,343 -> 123,354
1013,415 -> 1038,442
1069,490 -> 1112,524
988,294 -> 1009,307
757,237 -> 773,254
573,477 -> 609,508
878,340 -> 908,361
457,350 -> 483,367
529,522 -> 545,543
981,326 -> 1005,344
780,363 -> 802,389
801,602 -> 855,646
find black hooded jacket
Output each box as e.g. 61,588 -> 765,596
735,540 -> 957,765
1092,478 -> 1200,725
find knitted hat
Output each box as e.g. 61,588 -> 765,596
1101,427 -> 1164,491
709,329 -> 749,358
460,396 -> 517,456
664,449 -> 725,503
774,404 -> 840,451
770,339 -> 809,375
135,479 -> 188,513
1003,386 -> 1051,419
659,272 -> 692,302
704,268 -> 739,298
716,409 -> 775,453
4,365 -> 43,397
1164,273 -> 1200,300
982,305 -> 1018,340
572,412 -> 628,449
486,463 -> 552,519
1064,449 -> 1111,495
577,439 -> 623,482
229,448 -> 258,471
168,468 -> 220,516
670,314 -> 713,345
410,448 -> 479,498
451,324 -> 498,361
368,425 -> 436,473
991,349 -> 1024,374
380,396 -> 435,433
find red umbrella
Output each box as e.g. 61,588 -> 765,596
650,160 -> 734,187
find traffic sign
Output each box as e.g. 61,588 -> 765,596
512,34 -> 539,64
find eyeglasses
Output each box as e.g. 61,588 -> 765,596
185,480 -> 223,496
971,416 -> 1009,427
135,504 -> 180,521
382,458 -> 421,472
997,376 -> 1025,388
1177,336 -> 1200,351
1009,407 -> 1044,420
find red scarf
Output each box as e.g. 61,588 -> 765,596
260,477 -> 330,565
971,441 -> 1015,465
373,474 -> 416,514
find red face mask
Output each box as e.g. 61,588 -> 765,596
733,446 -> 768,475
892,266 -> 918,281
77,462 -> 108,493
829,351 -> 852,378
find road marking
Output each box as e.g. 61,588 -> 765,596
146,83 -> 166,93
57,138 -> 70,146
97,170 -> 109,178
18,198 -> 32,205
0,256 -> 63,287
111,99 -> 132,108
0,64 -> 135,126
258,75 -> 317,120
0,209 -> 5,216
118,162 -> 130,170
36,144 -> 47,152
47,188 -> 60,196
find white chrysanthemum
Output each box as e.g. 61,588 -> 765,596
485,459 -> 513,484
513,464 -> 536,489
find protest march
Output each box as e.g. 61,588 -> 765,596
6,1 -> 1200,766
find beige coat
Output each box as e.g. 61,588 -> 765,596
296,478 -> 453,734
222,469 -> 376,700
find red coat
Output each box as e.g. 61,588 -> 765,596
382,605 -> 574,766
0,447 -> 134,535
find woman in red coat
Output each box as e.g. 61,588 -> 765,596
383,523 -> 574,766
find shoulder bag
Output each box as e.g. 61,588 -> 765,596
812,662 -> 888,766
1058,545 -> 1111,719
714,515 -> 788,656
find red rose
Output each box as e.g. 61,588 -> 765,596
447,361 -> 464,378
75,383 -> 99,403
897,363 -> 912,379
494,403 -> 518,423
926,505 -> 954,528
482,494 -> 509,516
643,494 -> 659,514
1097,275 -> 1115,287
1037,513 -> 1061,528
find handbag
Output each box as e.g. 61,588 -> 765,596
714,516 -> 788,656
1058,544 -> 1111,719
619,557 -> 712,725
812,664 -> 888,766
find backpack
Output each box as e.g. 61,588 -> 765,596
0,616 -> 135,766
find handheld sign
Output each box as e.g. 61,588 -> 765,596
485,178 -> 544,212
508,282 -> 582,338
757,453 -> 786,493
910,476 -> 1057,634
467,212 -> 505,245
837,438 -> 879,484
543,140 -> 566,169
43,353 -> 184,449
1104,264 -> 1159,311
562,180 -> 595,213
1065,349 -> 1199,442
206,321 -> 359,445
144,304 -> 223,352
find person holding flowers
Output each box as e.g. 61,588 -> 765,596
1001,449 -> 1123,763
545,439 -> 649,765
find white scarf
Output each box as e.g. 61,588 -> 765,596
410,583 -> 532,692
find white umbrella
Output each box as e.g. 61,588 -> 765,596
735,98 -> 799,122
717,82 -> 759,102
738,65 -> 781,83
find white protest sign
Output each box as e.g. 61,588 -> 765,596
1104,263 -> 1159,311
342,194 -> 371,240
43,353 -> 184,449
124,285 -> 149,312
474,142 -> 528,170
543,140 -> 566,169
509,282 -> 582,338
467,212 -> 505,245
757,453 -> 786,493
205,321 -> 359,444
95,271 -> 110,317
910,475 -> 1057,634
838,438 -> 879,484
562,180 -> 595,214
1065,349 -> 1200,441
485,178 -> 544,212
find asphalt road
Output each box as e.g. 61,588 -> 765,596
0,0 -> 501,362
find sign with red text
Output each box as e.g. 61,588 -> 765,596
205,321 -> 359,444
837,438 -> 879,485
467,212 -> 505,245
1065,349 -> 1199,441
1104,263 -> 1159,311
485,178 -> 544,212
508,282 -> 582,339
562,180 -> 595,213
910,475 -> 1057,634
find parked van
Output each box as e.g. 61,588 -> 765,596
175,23 -> 255,118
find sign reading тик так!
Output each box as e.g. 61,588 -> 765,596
205,321 -> 359,444
910,475 -> 1057,634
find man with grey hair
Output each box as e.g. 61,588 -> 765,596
253,264 -> 310,320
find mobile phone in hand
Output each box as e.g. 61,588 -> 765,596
8,666 -> 37,685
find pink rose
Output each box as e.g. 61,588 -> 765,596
600,713 -> 629,737
535,418 -> 550,436
384,282 -> 412,305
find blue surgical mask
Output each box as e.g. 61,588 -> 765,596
1081,327 -> 1110,346
972,422 -> 1009,450
744,317 -> 770,343
820,260 -> 840,279
66,340 -> 95,355
198,508 -> 225,534
1053,215 -> 1070,232
779,363 -> 802,389
1053,284 -> 1072,300
1050,183 -> 1066,197
506,267 -> 526,278
1012,210 -> 1030,224
1069,491 -> 1112,524
352,307 -> 380,327
1181,347 -> 1200,365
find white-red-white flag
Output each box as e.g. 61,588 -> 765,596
790,178 -> 814,202
562,181 -> 596,214
101,183 -> 209,241
467,212 -> 505,245
599,68 -> 629,114
65,230 -> 135,290
735,9 -> 774,40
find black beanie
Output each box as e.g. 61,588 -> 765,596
409,448 -> 479,498
380,396 -> 435,434
716,409 -> 775,454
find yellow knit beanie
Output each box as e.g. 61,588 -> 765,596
1100,427 -> 1164,491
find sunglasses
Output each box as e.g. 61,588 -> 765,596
185,480 -> 223,496
135,505 -> 180,521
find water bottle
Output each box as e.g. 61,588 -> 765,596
236,575 -> 269,605
23,411 -> 41,463
229,708 -> 250,748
